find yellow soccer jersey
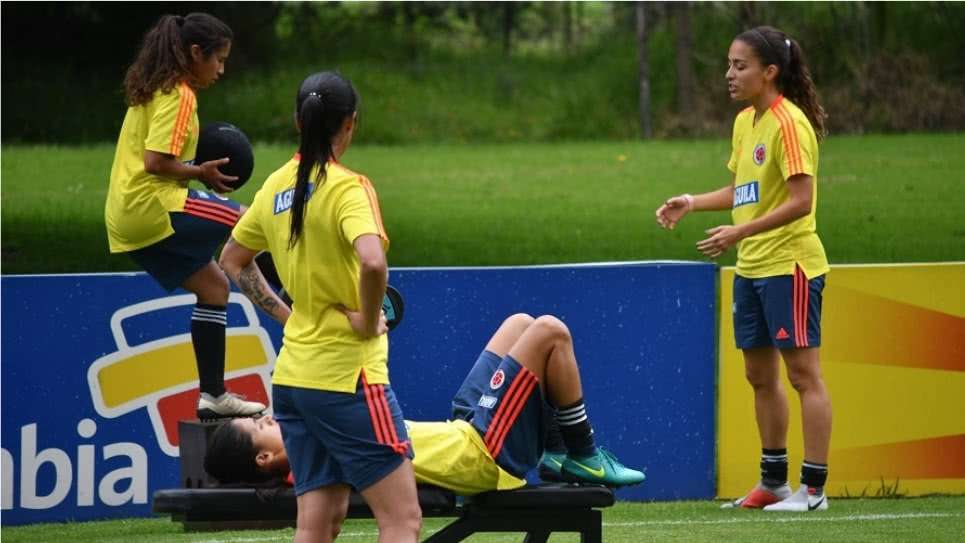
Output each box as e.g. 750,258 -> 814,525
232,156 -> 390,392
105,82 -> 197,252
408,419 -> 526,495
727,95 -> 829,279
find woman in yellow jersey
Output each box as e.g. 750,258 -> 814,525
105,13 -> 265,420
218,72 -> 420,543
656,26 -> 831,512
203,313 -> 645,498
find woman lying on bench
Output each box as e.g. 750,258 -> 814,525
205,313 -> 645,496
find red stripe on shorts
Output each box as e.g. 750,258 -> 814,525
484,368 -> 537,458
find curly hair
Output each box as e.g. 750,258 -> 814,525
123,13 -> 232,106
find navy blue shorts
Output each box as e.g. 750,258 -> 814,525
453,351 -> 546,479
272,373 -> 412,495
733,265 -> 825,350
128,190 -> 241,291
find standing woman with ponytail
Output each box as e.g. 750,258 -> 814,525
220,72 -> 421,542
656,26 -> 832,512
105,13 -> 265,419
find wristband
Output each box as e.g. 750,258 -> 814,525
682,193 -> 695,211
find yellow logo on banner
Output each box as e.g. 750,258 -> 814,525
717,263 -> 965,498
87,294 -> 275,457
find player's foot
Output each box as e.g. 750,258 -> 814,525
538,451 -> 567,482
721,482 -> 792,509
197,392 -> 266,420
763,484 -> 828,512
561,447 -> 646,487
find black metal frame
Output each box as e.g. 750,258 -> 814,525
166,420 -> 612,542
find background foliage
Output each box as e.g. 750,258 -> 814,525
3,1 -> 964,144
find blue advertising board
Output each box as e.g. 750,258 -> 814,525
1,261 -> 716,525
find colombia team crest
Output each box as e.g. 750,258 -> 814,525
753,143 -> 766,165
490,369 -> 506,390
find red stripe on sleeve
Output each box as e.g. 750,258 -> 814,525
170,83 -> 195,156
772,106 -> 802,175
357,177 -> 388,241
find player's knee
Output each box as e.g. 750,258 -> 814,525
505,313 -> 535,329
376,504 -> 422,537
744,368 -> 778,390
786,367 -> 821,393
532,315 -> 570,343
206,269 -> 230,303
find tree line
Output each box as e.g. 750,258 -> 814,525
3,1 -> 963,143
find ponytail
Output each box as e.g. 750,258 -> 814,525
737,26 -> 827,140
123,13 -> 232,106
288,72 -> 359,249
781,39 -> 827,140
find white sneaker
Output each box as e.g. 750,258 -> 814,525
197,392 -> 266,420
763,484 -> 829,512
720,482 -> 792,509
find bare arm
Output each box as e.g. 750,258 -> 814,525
655,180 -> 735,229
219,238 -> 292,325
696,174 -> 814,258
143,150 -> 237,193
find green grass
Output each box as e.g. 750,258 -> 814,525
2,134 -> 964,274
4,496 -> 964,542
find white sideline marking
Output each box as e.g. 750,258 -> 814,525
604,511 -> 964,527
195,512 -> 964,542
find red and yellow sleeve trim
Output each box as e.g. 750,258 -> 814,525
770,96 -> 804,177
358,176 -> 388,243
170,82 -> 197,156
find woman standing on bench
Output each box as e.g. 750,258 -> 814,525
205,313 -> 645,499
218,72 -> 420,543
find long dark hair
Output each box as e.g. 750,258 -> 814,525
736,26 -> 827,139
123,13 -> 232,106
288,71 -> 359,249
203,420 -> 273,484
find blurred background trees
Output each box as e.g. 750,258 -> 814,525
3,1 -> 963,144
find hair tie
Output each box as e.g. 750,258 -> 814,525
785,39 -> 791,49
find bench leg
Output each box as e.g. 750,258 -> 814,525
423,517 -> 476,543
580,509 -> 602,543
523,531 -> 550,543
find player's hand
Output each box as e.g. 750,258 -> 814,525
337,305 -> 388,338
696,225 -> 744,258
197,157 -> 238,193
655,195 -> 693,230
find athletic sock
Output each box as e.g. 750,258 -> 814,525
543,413 -> 567,454
556,399 -> 596,456
761,448 -> 789,489
191,304 -> 227,398
801,460 -> 829,494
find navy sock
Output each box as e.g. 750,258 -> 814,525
761,448 -> 789,488
191,304 -> 226,397
801,460 -> 828,491
557,399 -> 596,456
543,413 -> 566,454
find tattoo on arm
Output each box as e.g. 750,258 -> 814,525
238,263 -> 280,319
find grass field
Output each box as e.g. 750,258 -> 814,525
2,133 -> 964,274
4,496 -> 964,542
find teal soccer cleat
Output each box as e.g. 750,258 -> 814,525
561,447 -> 646,487
538,451 -> 567,482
